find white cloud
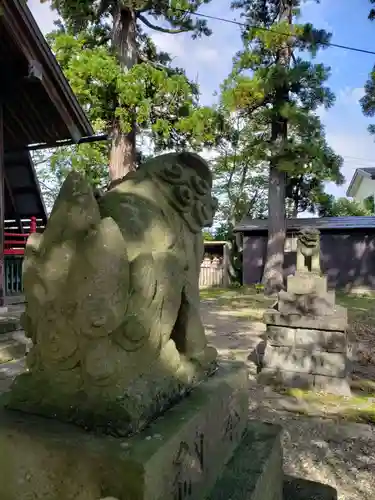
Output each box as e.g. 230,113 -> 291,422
336,87 -> 365,105
151,32 -> 185,58
196,47 -> 221,64
151,32 -> 221,68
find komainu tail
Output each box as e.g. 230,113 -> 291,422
22,172 -> 131,366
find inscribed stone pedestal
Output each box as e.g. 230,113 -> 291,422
0,362 -> 249,500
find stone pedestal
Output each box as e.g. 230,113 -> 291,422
259,272 -> 351,395
0,362 -> 251,500
0,361 -> 338,499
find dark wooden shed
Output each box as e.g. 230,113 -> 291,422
234,216 -> 375,292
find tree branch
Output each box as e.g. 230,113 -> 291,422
138,14 -> 189,34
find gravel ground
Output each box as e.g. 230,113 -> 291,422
201,299 -> 375,500
0,300 -> 374,499
247,384 -> 375,500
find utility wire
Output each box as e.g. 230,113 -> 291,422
341,155 -> 375,163
175,8 -> 375,57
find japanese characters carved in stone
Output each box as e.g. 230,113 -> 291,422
6,152 -> 218,436
296,227 -> 321,273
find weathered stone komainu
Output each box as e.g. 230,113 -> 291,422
296,226 -> 321,273
5,152 -> 219,436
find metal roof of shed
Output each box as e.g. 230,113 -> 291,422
234,216 -> 375,233
359,168 -> 375,177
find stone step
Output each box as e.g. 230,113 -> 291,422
209,420 -> 284,500
0,331 -> 30,364
209,421 -> 337,500
0,317 -> 21,335
283,475 -> 337,500
0,358 -> 26,393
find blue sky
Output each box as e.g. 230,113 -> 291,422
29,0 -> 375,198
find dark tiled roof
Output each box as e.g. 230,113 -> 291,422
1,0 -> 93,151
234,216 -> 375,232
360,168 -> 375,178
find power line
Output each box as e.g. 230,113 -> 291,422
175,8 -> 375,57
344,162 -> 375,170
342,155 -> 375,163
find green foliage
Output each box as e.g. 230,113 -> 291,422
31,150 -> 62,213
369,0 -> 375,20
222,1 -> 340,180
317,195 -> 372,217
202,230 -> 214,241
361,68 -> 375,134
213,223 -> 233,242
361,2 -> 375,132
216,0 -> 343,291
49,28 -> 217,146
43,0 -> 212,37
364,194 -> 375,213
213,0 -> 343,223
39,0 -> 219,186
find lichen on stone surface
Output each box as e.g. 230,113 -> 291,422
7,152 -> 218,436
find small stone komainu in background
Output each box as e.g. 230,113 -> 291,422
296,226 -> 321,274
260,226 -> 351,396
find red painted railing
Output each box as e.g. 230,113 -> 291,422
4,216 -> 37,256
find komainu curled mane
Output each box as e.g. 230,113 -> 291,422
296,226 -> 321,273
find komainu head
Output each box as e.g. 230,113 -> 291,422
297,226 -> 320,253
126,151 -> 218,231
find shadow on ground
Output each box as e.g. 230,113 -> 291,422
0,294 -> 374,499
200,294 -> 375,500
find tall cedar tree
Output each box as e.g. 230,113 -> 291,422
222,0 -> 343,293
42,0 -> 216,181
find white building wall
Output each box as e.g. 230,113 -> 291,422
353,179 -> 375,204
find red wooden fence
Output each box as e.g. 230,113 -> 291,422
4,216 -> 37,256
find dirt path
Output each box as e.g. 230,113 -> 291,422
1,300 -> 374,499
201,299 -> 375,500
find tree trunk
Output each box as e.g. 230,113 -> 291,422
262,3 -> 293,295
109,6 -> 138,182
262,129 -> 286,294
109,121 -> 136,182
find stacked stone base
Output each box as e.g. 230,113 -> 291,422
0,361 -> 337,500
259,272 -> 351,396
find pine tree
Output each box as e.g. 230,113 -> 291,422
42,0 -> 215,181
222,0 -> 342,293
361,1 -> 375,133
318,195 -> 373,217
